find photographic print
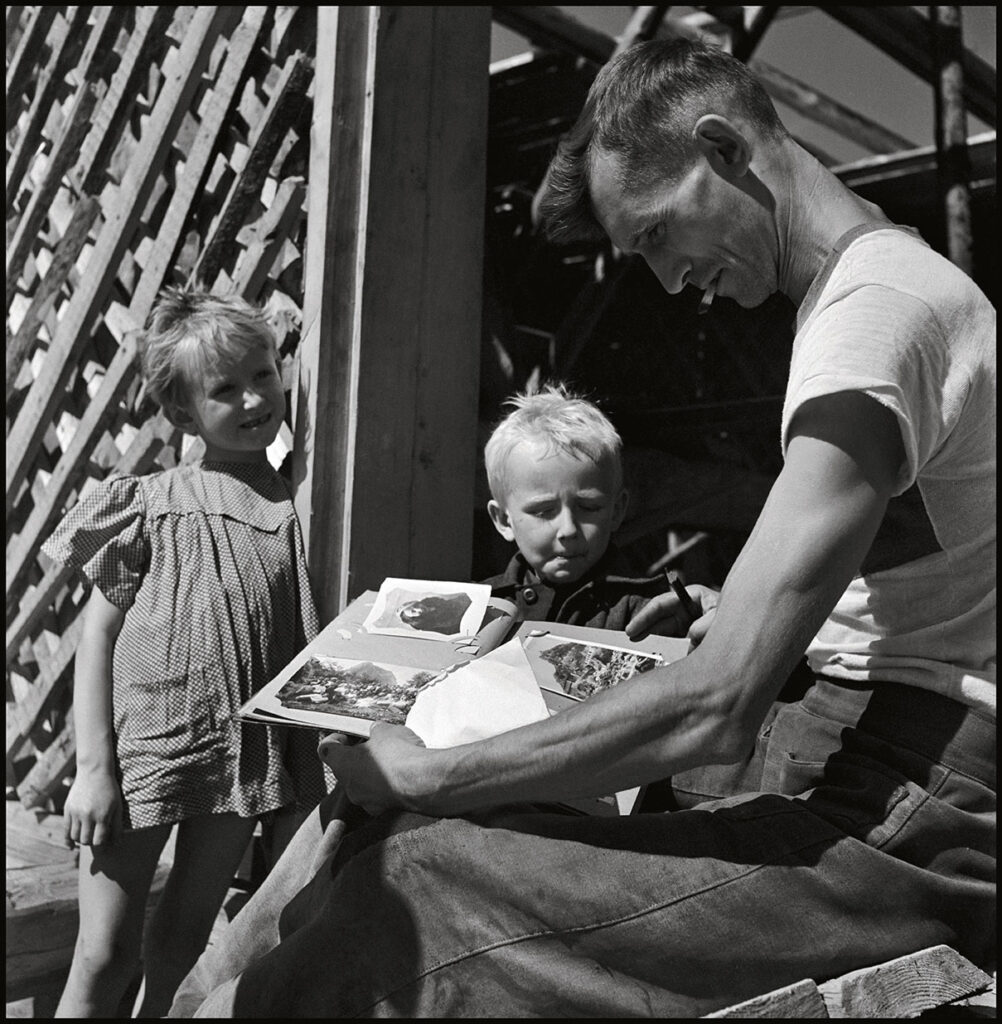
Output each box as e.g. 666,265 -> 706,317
522,633 -> 663,701
247,654 -> 447,734
362,578 -> 492,640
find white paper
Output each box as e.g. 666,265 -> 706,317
405,637 -> 550,748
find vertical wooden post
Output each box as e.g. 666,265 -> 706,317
295,7 -> 491,623
930,6 -> 973,275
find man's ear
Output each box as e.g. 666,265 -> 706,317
487,499 -> 516,543
611,488 -> 630,532
693,114 -> 752,178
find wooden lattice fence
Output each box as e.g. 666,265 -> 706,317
6,5 -> 319,811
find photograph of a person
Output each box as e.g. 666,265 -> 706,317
363,577 -> 492,640
522,633 -> 663,700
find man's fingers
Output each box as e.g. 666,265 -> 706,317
625,594 -> 683,639
317,732 -> 360,772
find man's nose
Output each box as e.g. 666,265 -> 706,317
645,252 -> 690,295
243,386 -> 265,408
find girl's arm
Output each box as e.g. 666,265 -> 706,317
64,587 -> 126,847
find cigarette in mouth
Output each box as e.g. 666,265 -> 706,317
698,276 -> 717,315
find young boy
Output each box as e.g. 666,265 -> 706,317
482,384 -> 666,628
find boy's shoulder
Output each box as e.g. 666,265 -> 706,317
481,549 -> 662,590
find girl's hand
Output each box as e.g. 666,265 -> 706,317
625,583 -> 721,647
318,724 -> 429,817
64,769 -> 123,848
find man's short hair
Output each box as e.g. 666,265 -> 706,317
538,38 -> 788,244
485,383 -> 623,503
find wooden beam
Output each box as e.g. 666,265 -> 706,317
491,5 -> 613,64
817,944 -> 992,1018
612,6 -> 671,58
821,6 -> 995,127
294,6 -> 490,619
749,58 -> 916,154
731,7 -> 779,62
493,6 -> 913,159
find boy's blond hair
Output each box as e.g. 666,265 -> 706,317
139,287 -> 278,411
485,384 -> 623,503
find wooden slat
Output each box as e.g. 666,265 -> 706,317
6,83 -> 100,308
5,6 -> 29,60
5,564 -> 75,668
194,49 -> 313,287
7,337 -> 139,595
822,6 -> 995,127
6,6 -> 239,511
6,197 -> 102,402
6,617 -> 81,763
16,719 -> 76,809
130,5 -> 267,314
72,6 -> 177,197
6,7 -> 268,598
5,4 -> 59,126
228,177 -> 306,297
5,6 -> 91,211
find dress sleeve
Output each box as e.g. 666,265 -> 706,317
41,476 -> 150,611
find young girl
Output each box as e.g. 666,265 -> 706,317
43,288 -> 326,1018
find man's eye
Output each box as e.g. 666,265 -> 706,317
211,384 -> 234,397
646,222 -> 665,244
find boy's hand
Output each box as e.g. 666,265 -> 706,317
319,724 -> 430,817
64,768 -> 123,848
626,584 -> 720,646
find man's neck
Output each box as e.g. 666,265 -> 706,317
775,144 -> 892,306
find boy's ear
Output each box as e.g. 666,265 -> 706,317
612,488 -> 630,532
487,499 -> 516,543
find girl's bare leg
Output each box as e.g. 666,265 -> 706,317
55,824 -> 172,1017
135,812 -> 258,1018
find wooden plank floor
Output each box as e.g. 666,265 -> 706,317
5,798 -> 249,1018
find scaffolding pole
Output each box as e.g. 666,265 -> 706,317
930,6 -> 973,276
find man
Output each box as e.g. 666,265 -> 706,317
176,39 -> 994,1018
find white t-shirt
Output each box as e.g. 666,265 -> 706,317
782,226 -> 996,715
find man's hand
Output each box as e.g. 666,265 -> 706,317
64,768 -> 123,848
626,583 -> 720,646
318,724 -> 430,816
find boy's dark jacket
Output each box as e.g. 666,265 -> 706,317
481,547 -> 668,630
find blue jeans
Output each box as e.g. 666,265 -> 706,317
175,679 -> 995,1018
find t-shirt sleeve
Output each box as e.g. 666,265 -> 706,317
783,283 -> 951,494
41,476 -> 149,610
